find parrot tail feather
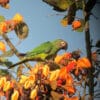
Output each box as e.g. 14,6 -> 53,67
18,53 -> 26,57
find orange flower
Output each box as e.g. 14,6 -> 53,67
66,73 -> 73,85
59,67 -> 67,79
0,41 -> 6,52
77,57 -> 91,68
5,20 -> 17,30
66,86 -> 76,94
64,52 -> 72,59
0,22 -> 7,33
72,20 -> 81,30
66,61 -> 76,72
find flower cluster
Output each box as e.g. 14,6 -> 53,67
0,51 -> 91,100
0,13 -> 23,35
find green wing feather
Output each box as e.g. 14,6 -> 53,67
25,41 -> 53,59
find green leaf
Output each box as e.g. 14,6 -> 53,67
0,69 -> 9,76
0,15 -> 5,22
0,57 -> 13,67
42,0 -> 74,12
75,0 -> 83,10
57,0 -> 74,10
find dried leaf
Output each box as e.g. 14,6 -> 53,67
50,80 -> 57,90
67,3 -> 77,24
51,91 -> 63,100
0,50 -> 14,57
14,22 -> 29,40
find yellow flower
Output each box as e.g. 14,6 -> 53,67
24,80 -> 31,89
54,54 -> 64,64
60,18 -> 68,27
0,77 -> 6,88
11,89 -> 19,100
0,41 -> 6,52
28,75 -> 35,84
28,64 -> 39,75
42,65 -> 50,76
12,13 -> 23,23
30,86 -> 38,99
49,69 -> 60,81
3,81 -> 11,92
19,75 -> 28,84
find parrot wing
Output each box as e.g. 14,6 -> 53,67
26,41 -> 53,57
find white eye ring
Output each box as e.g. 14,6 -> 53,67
61,41 -> 65,46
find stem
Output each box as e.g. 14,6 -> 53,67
2,34 -> 32,70
83,0 -> 96,99
85,20 -> 94,100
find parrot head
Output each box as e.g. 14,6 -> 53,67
53,39 -> 68,51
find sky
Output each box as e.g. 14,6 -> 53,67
0,1 -> 100,100
0,0 -> 100,62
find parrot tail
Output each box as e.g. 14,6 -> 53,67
18,53 -> 26,57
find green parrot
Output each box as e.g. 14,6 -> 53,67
9,39 -> 68,68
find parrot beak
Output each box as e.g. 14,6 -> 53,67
64,42 -> 68,51
61,41 -> 68,51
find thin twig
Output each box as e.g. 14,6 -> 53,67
1,34 -> 32,70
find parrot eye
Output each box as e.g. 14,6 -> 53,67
61,41 -> 66,46
60,41 -> 67,50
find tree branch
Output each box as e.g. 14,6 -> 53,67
1,34 -> 32,70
